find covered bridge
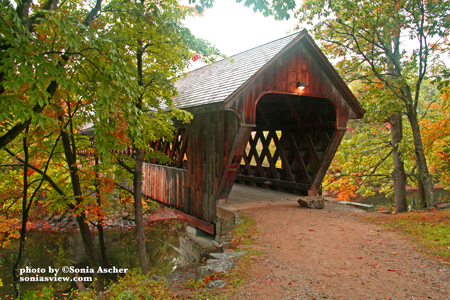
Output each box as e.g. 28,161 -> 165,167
142,29 -> 365,234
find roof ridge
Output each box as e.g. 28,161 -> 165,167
226,30 -> 301,58
187,30 -> 303,74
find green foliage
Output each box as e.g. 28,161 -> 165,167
230,214 -> 258,250
325,80 -> 450,202
324,114 -> 416,202
296,0 -> 450,203
106,270 -> 172,300
188,0 -> 296,20
21,285 -> 54,300
374,211 -> 450,259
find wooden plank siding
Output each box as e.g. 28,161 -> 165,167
137,31 -> 364,229
139,108 -> 240,225
182,109 -> 240,224
141,163 -> 188,209
225,39 -> 356,127
218,35 -> 360,198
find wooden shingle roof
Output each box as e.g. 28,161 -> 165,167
174,32 -> 300,109
174,30 -> 364,119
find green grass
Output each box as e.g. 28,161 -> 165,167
229,214 -> 259,251
372,211 -> 450,260
176,213 -> 261,299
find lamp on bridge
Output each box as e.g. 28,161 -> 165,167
297,81 -> 306,91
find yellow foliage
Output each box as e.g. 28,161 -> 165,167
0,216 -> 20,248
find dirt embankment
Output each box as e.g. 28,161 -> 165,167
232,201 -> 450,300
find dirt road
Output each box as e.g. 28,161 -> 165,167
233,201 -> 450,299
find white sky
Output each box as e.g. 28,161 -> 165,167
182,0 -> 299,68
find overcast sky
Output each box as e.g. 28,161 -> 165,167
182,0 -> 299,68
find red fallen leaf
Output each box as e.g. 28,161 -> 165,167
288,282 -> 294,285
357,257 -> 363,259
371,250 -> 377,253
419,265 -> 427,268
321,286 -> 328,289
392,252 -> 398,255
370,264 -> 380,268
387,268 -> 398,271
336,272 -> 343,275
140,296 -> 145,300
308,229 -> 315,231
434,239 -> 440,241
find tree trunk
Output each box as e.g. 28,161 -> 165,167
12,136 -> 29,299
390,112 -> 407,213
407,110 -> 435,207
416,172 -> 428,209
133,148 -> 149,274
95,156 -> 110,269
60,129 -> 104,289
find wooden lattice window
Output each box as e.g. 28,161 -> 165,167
148,128 -> 189,169
236,94 -> 336,194
117,129 -> 189,169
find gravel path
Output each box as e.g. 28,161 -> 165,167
233,201 -> 450,300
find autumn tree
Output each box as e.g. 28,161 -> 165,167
98,0 -> 221,274
421,86 -> 450,189
296,0 -> 450,207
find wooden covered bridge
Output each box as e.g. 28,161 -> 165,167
141,30 -> 365,234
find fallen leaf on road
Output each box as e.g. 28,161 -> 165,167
357,257 -> 363,259
391,252 -> 398,255
370,264 -> 380,268
387,268 -> 398,272
419,265 -> 427,268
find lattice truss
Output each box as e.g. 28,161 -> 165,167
237,94 -> 335,194
148,128 -> 188,169
117,128 -> 188,169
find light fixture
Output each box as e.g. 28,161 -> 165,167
297,81 -> 305,91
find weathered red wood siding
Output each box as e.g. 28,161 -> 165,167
141,163 -> 188,209
184,109 -> 240,224
219,36 -> 358,198
139,110 -> 239,225
139,33 -> 363,227
225,38 -> 356,127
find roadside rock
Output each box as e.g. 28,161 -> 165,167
206,280 -> 226,289
297,196 -> 324,209
194,266 -> 215,280
209,251 -> 247,260
52,215 -> 62,222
